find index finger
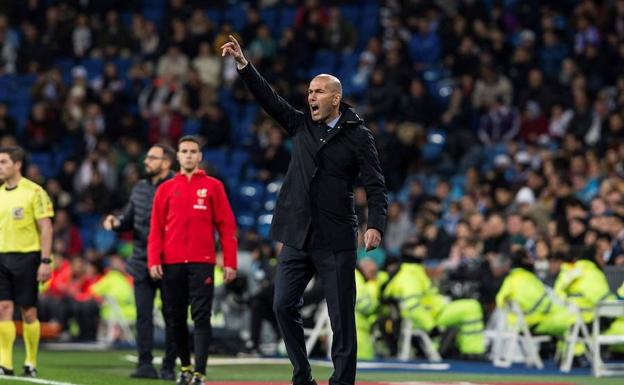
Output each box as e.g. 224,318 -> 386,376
228,34 -> 240,48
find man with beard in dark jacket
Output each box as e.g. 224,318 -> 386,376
103,144 -> 177,380
222,35 -> 388,385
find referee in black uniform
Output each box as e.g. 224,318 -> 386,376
103,144 -> 177,380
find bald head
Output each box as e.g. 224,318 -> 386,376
308,74 -> 342,123
312,74 -> 342,97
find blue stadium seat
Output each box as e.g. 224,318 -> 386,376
263,197 -> 276,212
357,19 -> 379,49
0,75 -> 13,101
257,213 -> 273,238
29,151 -> 55,179
54,57 -> 75,85
9,85 -> 31,103
339,5 -> 359,25
16,74 -> 37,89
277,6 -> 296,32
114,58 -> 132,80
143,0 -> 166,8
203,148 -> 227,172
233,181 -> 265,213
225,149 -> 250,178
143,8 -> 164,25
236,212 -> 257,231
8,102 -> 30,132
422,129 -> 447,163
120,11 -> 133,27
259,7 -> 279,36
431,78 -> 454,108
183,118 -> 201,136
225,5 -> 247,31
310,51 -> 337,76
205,9 -> 221,25
81,58 -> 104,81
77,213 -> 102,249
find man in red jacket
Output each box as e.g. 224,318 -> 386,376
148,135 -> 238,385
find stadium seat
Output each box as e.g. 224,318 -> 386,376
114,58 -> 132,79
431,78 -> 454,108
81,58 -> 104,81
236,212 -> 257,232
592,301 -> 624,377
205,9 -> 221,25
489,301 -> 548,369
398,318 -> 442,362
277,6 -> 296,32
203,148 -> 227,172
143,8 -> 164,25
309,51 -> 337,77
98,296 -> 136,346
183,118 -> 201,136
559,304 -> 594,373
304,300 -> 332,359
422,128 -> 447,163
233,182 -> 265,213
225,5 -> 247,31
339,5 -> 359,25
29,151 -> 55,179
257,213 -> 273,238
143,0 -> 166,8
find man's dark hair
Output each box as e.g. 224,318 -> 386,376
0,146 -> 25,163
153,143 -> 176,164
178,135 -> 202,149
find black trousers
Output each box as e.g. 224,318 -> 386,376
273,245 -> 357,385
134,275 -> 176,370
161,263 -> 214,375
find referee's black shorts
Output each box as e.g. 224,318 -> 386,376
0,252 -> 40,307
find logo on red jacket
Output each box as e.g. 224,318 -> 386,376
204,276 -> 213,285
193,189 -> 208,210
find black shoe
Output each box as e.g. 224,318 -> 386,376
0,366 -> 14,375
22,365 -> 37,377
130,365 -> 158,379
294,379 -> 317,385
160,368 -> 176,381
176,370 -> 193,385
190,372 -> 205,385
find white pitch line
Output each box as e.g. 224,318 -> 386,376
0,375 -> 82,385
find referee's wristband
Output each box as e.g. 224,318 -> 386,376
40,257 -> 53,265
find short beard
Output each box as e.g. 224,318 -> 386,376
145,167 -> 160,177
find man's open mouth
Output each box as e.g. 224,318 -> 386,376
311,104 -> 319,112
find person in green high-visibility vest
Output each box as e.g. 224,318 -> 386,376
354,259 -> 381,360
383,241 -> 485,357
497,250 -> 577,358
551,252 -> 615,324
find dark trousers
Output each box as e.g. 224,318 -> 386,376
134,276 -> 176,370
161,263 -> 215,375
273,245 -> 357,385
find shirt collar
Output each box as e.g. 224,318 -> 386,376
327,114 -> 341,129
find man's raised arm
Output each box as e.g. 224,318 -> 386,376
221,35 -> 303,136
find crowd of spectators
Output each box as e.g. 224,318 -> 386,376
0,0 -> 623,345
